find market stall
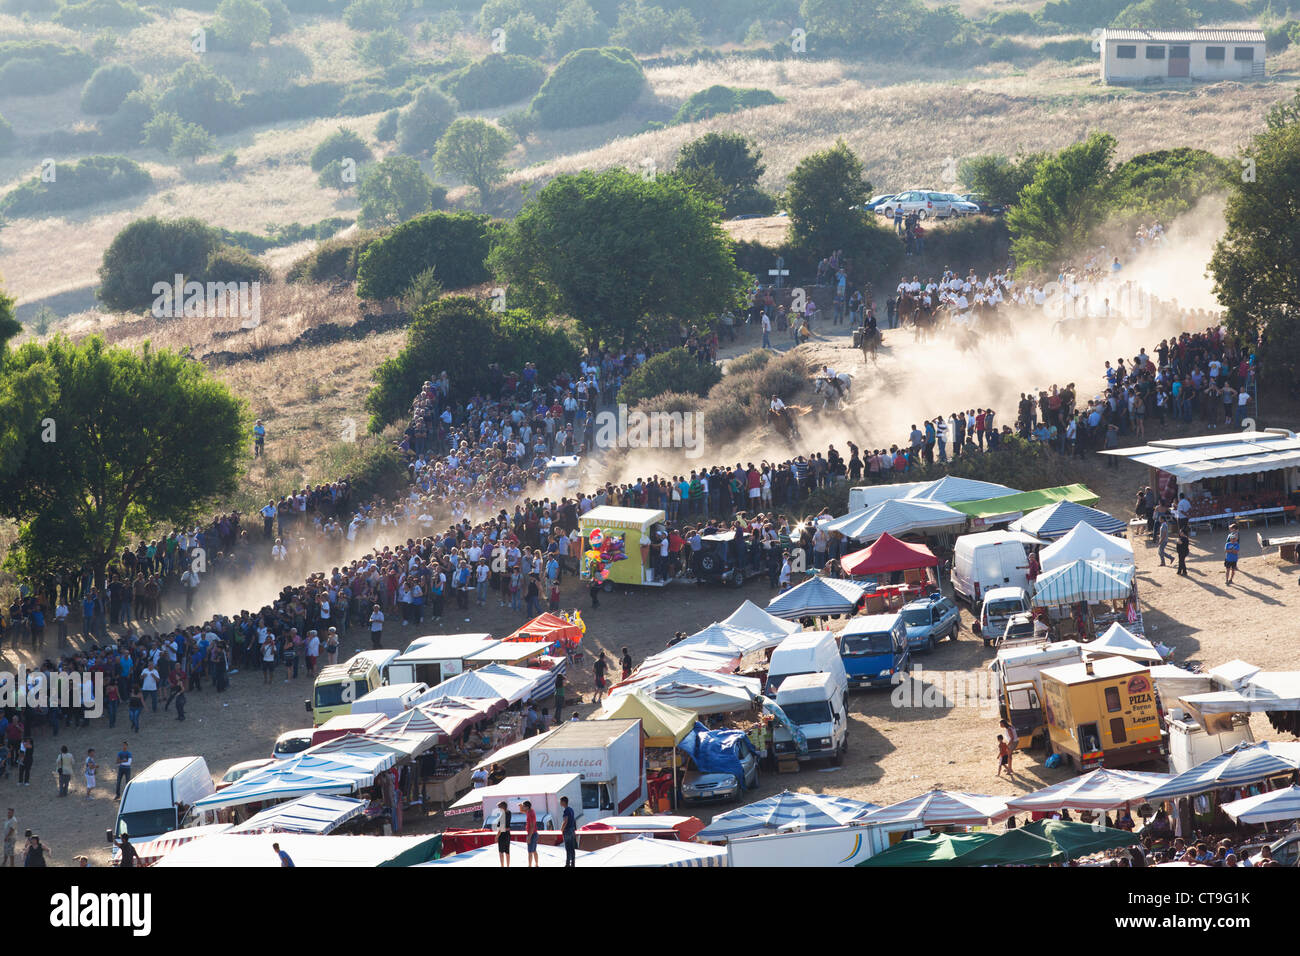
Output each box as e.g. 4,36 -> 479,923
579,505 -> 668,587
1009,500 -> 1127,540
1085,622 -> 1164,664
577,835 -> 727,867
606,666 -> 761,715
766,575 -> 866,621
1031,557 -> 1142,640
1038,521 -> 1134,572
228,794 -> 367,835
841,532 -> 940,608
504,612 -> 583,650
1004,768 -> 1173,814
903,476 -> 1020,504
863,789 -> 1012,828
598,692 -> 694,810
721,600 -> 800,638
696,790 -> 879,842
825,497 -> 967,545
857,832 -> 997,867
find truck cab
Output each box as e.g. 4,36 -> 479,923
109,756 -> 215,845
306,657 -> 382,727
899,594 -> 961,652
974,586 -> 1030,647
839,614 -> 910,689
772,672 -> 849,765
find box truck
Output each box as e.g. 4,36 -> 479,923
528,718 -> 646,820
1041,657 -> 1164,771
387,634 -> 499,688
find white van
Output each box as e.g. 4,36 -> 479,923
351,681 -> 430,719
348,649 -> 400,685
109,757 -> 215,843
772,673 -> 849,765
766,630 -> 848,709
974,586 -> 1030,646
388,634 -> 499,687
952,531 -> 1032,607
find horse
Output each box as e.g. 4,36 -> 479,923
813,372 -> 853,410
858,326 -> 881,362
768,405 -> 803,441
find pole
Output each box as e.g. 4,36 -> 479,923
671,747 -> 677,811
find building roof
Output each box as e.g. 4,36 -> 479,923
1101,28 -> 1265,43
1041,656 -> 1147,686
1102,430 -> 1300,481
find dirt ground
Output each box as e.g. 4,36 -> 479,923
5,322 -> 1298,866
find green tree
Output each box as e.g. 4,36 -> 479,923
530,46 -> 644,130
169,122 -> 214,163
80,63 -> 141,115
1111,0 -> 1197,29
618,346 -> 721,405
1210,109 -> 1300,382
0,283 -> 19,350
488,167 -> 745,346
785,139 -> 871,252
97,217 -> 220,312
551,0 -> 607,54
310,127 -> 373,172
214,0 -> 271,49
355,27 -> 409,67
356,210 -> 494,298
0,336 -> 246,585
356,155 -> 438,227
1006,132 -> 1117,273
675,131 -> 767,214
397,84 -> 458,157
142,110 -> 183,150
957,152 -> 1047,208
434,117 -> 511,196
158,62 -> 237,128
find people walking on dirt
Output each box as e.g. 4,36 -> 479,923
593,652 -> 608,704
83,748 -> 97,798
996,734 -> 1012,778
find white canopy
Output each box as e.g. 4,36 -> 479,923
1032,559 -> 1134,606
721,600 -> 800,638
825,498 -> 967,543
864,789 -> 1012,826
696,790 -> 878,841
229,794 -> 367,835
419,842 -> 583,867
1005,769 -> 1173,813
1086,622 -> 1163,663
1221,785 -> 1300,824
154,833 -> 441,867
638,645 -> 741,675
1145,742 -> 1300,800
607,667 -> 761,714
577,835 -> 727,867
905,476 -> 1020,504
1039,521 -> 1134,572
675,622 -> 783,657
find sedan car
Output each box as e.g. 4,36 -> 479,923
271,728 -> 315,760
218,758 -> 274,789
680,749 -> 760,804
938,192 -> 980,217
864,193 -> 897,212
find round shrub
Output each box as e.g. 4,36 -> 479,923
439,53 -> 546,109
531,46 -> 644,130
80,63 -> 143,116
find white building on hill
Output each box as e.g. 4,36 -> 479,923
1099,28 -> 1266,84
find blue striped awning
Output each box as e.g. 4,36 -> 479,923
766,576 -> 866,620
1009,500 -> 1126,540
1145,742 -> 1300,800
697,790 -> 878,841
1032,559 -> 1134,606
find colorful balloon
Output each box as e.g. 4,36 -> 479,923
588,528 -> 603,547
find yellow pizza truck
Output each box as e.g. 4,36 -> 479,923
1040,656 -> 1164,772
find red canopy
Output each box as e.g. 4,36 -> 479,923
841,532 -> 938,576
505,612 -> 582,648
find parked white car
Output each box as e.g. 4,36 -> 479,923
878,190 -> 956,221
271,728 -> 315,760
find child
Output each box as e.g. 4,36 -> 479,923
996,735 -> 1011,778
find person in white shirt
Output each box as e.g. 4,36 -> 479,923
368,605 -> 384,648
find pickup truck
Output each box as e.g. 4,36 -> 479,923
898,595 -> 961,652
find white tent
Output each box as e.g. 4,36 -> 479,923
675,622 -> 782,657
1005,769 -> 1173,813
696,790 -> 878,841
1086,622 -> 1163,663
905,477 -> 1020,504
1221,786 -> 1300,825
1039,521 -> 1134,572
1145,742 -> 1300,800
721,600 -> 800,638
419,842 -> 581,867
229,794 -> 367,835
154,833 -> 441,867
826,498 -> 967,543
864,789 -> 1012,826
636,646 -> 740,676
607,667 -> 761,714
577,835 -> 727,867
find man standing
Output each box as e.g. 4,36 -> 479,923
1224,524 -> 1240,586
1176,531 -> 1190,576
2,809 -> 15,867
1157,512 -> 1171,568
560,794 -> 577,867
273,842 -> 294,867
115,743 -> 132,798
592,652 -> 608,704
181,565 -> 200,612
523,799 -> 539,868
55,745 -> 73,797
253,420 -> 266,458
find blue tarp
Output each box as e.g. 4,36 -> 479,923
677,722 -> 760,790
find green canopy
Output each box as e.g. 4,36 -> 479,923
944,828 -> 1064,866
948,484 -> 1100,521
377,833 -> 443,867
856,831 -> 997,867
1020,819 -> 1139,860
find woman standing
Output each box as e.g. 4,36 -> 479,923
495,801 -> 512,867
127,687 -> 144,734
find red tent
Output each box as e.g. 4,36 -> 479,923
505,612 -> 582,648
841,532 -> 938,576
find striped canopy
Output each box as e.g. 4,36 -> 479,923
675,622 -> 782,657
1032,559 -> 1134,606
864,789 -> 1012,827
1009,500 -> 1126,540
1145,742 -> 1300,800
905,476 -> 1020,504
1221,785 -> 1300,824
696,790 -> 878,841
766,575 -> 866,620
1005,769 -> 1174,812
230,794 -> 366,835
825,498 -> 967,543
577,835 -> 728,867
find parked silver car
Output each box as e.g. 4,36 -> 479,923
878,190 -> 956,221
680,749 -> 760,803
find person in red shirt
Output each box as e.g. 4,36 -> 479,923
523,799 -> 539,867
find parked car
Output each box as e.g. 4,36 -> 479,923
693,530 -> 765,588
680,749 -> 759,803
864,193 -> 897,212
899,594 -> 961,652
937,192 -> 980,217
958,193 -> 1005,215
878,190 -> 956,221
271,728 -> 315,761
218,758 -> 274,790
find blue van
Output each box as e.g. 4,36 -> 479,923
840,613 -> 910,689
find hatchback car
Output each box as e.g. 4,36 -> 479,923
879,190 -> 956,221
680,748 -> 760,803
218,758 -> 274,789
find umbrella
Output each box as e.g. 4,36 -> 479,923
1086,623 -> 1163,664
766,576 -> 866,620
1032,559 -> 1134,606
697,790 -> 878,841
1144,742 -> 1300,800
1009,500 -> 1126,540
864,789 -> 1012,827
945,828 -> 1065,866
1221,785 -> 1300,824
857,832 -> 998,867
1020,819 -> 1140,860
1006,769 -> 1174,813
